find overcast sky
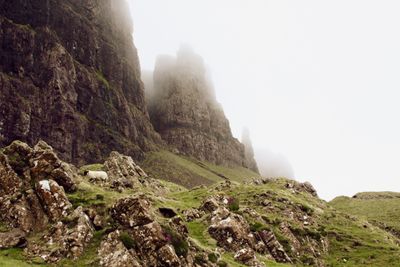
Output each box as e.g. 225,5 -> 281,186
128,0 -> 400,200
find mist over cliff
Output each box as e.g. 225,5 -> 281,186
143,46 -> 258,172
255,148 -> 295,179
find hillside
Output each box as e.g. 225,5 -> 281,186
331,192 -> 400,239
1,141 -> 399,267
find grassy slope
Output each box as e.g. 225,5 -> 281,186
331,192 -> 400,236
140,150 -> 261,188
160,178 -> 400,266
1,151 -> 400,266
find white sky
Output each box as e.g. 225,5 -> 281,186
128,0 -> 400,200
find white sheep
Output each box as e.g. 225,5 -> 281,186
83,170 -> 108,181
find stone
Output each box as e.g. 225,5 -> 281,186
111,197 -> 154,228
234,247 -> 255,262
200,196 -> 220,213
208,211 -> 255,251
103,151 -> 147,189
98,231 -> 141,267
30,141 -> 77,192
35,179 -> 72,222
26,207 -> 94,263
157,245 -> 180,267
258,230 -> 292,263
2,140 -> 33,175
183,208 -> 204,222
0,228 -> 27,249
0,152 -> 22,195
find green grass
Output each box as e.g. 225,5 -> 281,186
330,193 -> 400,235
141,150 -> 260,188
0,248 -> 46,267
79,164 -> 104,175
95,70 -> 110,90
201,161 -> 261,182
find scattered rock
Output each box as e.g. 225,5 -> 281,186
182,208 -> 204,222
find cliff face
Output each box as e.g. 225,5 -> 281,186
146,47 -> 258,172
241,128 -> 259,173
0,0 -> 160,165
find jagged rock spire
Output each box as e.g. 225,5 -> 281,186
241,128 -> 259,173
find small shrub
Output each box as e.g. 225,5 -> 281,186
120,232 -> 136,249
250,222 -> 269,232
162,226 -> 189,257
208,252 -> 218,263
217,261 -> 228,267
274,231 -> 292,253
96,194 -> 104,201
300,254 -> 316,265
194,255 -> 207,264
300,203 -> 314,215
227,196 -> 240,212
61,216 -> 79,227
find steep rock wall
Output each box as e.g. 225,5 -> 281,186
0,0 -> 161,165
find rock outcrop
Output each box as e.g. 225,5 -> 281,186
0,140 -> 77,232
99,196 -> 216,267
145,46 -> 258,172
0,140 -> 95,263
84,150 -> 164,192
0,0 -> 160,165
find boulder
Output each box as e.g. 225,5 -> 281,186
182,208 -> 204,222
2,140 -> 33,176
0,228 -> 27,249
111,197 -> 154,228
30,141 -> 77,192
200,196 -> 221,213
26,207 -> 94,263
98,231 -> 141,267
208,211 -> 255,251
157,245 -> 180,267
258,230 -> 292,263
36,179 -> 72,222
0,152 -> 22,195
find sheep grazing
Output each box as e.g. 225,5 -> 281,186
83,170 -> 108,182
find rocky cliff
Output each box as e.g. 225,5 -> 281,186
0,0 -> 160,165
145,46 -> 258,172
242,128 -> 259,173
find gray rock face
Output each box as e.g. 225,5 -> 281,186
0,0 -> 161,165
0,140 -> 93,262
102,195 -> 216,267
146,46 -> 258,172
0,141 -> 77,232
241,128 -> 259,173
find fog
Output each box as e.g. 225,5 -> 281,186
128,0 -> 400,200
